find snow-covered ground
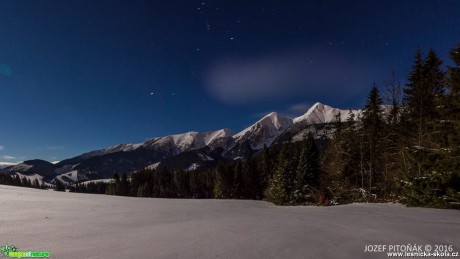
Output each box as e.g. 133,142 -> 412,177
0,185 -> 458,259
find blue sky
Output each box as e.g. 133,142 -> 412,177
0,0 -> 459,162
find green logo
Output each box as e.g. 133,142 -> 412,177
1,244 -> 50,258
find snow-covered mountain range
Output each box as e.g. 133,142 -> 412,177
75,129 -> 235,161
0,102 -> 362,185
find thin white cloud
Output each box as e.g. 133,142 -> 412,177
287,102 -> 311,115
1,155 -> 15,160
0,162 -> 17,168
204,47 -> 376,104
0,145 -> 4,151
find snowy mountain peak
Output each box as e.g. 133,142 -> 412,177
293,102 -> 362,124
233,112 -> 292,150
258,112 -> 290,130
263,111 -> 278,118
311,102 -> 325,109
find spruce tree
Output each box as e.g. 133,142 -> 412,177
423,49 -> 445,98
21,176 -> 28,187
363,85 -> 384,136
295,132 -> 320,204
423,49 -> 445,142
137,183 -> 148,197
12,175 -> 21,186
173,169 -> 189,198
445,43 -> 460,147
334,111 -> 342,137
33,179 -> 40,189
112,173 -> 120,195
340,111 -> 360,187
213,162 -> 227,199
242,157 -> 258,199
258,145 -> 272,197
268,142 -> 297,205
268,163 -> 287,205
119,173 -> 129,196
362,85 -> 384,191
54,179 -> 65,192
447,43 -> 460,96
232,161 -> 243,198
403,48 -> 444,147
403,48 -> 426,147
403,48 -> 424,118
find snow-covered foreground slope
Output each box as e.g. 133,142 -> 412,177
1,185 -> 459,259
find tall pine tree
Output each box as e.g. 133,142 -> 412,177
294,132 -> 320,204
268,142 -> 298,205
403,48 -> 444,147
362,85 -> 384,191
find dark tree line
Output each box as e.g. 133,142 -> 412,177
0,174 -> 47,189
